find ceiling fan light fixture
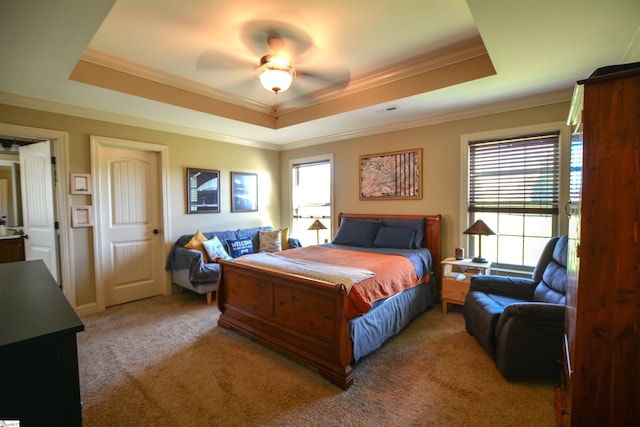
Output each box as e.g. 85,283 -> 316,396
258,55 -> 295,94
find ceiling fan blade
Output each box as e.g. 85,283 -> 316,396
296,65 -> 351,92
196,48 -> 254,71
276,66 -> 351,109
241,20 -> 313,58
224,77 -> 267,98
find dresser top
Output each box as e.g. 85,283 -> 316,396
0,260 -> 84,349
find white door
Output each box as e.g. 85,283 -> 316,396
20,141 -> 58,281
96,145 -> 163,306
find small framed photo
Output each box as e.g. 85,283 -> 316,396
231,172 -> 258,212
71,205 -> 93,227
70,173 -> 92,195
186,168 -> 220,214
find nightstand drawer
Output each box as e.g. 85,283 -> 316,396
442,278 -> 470,304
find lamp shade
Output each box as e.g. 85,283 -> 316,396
258,55 -> 295,94
463,219 -> 495,236
463,219 -> 495,263
308,219 -> 327,245
259,69 -> 293,93
308,219 -> 327,231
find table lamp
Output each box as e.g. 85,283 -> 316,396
308,219 -> 327,245
463,219 -> 495,263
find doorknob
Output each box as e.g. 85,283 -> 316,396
153,229 -> 160,235
23,234 -> 29,239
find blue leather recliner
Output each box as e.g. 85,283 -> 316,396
463,235 -> 567,380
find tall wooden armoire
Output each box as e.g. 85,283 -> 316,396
557,63 -> 640,425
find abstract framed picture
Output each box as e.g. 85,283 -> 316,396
186,168 -> 220,214
231,172 -> 258,212
359,148 -> 422,200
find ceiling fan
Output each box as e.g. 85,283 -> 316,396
196,20 -> 350,105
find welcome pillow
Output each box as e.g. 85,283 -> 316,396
227,238 -> 254,258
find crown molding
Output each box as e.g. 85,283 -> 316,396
280,88 -> 573,150
81,49 -> 272,115
82,36 -> 489,119
341,36 -> 489,95
0,91 -> 279,150
278,36 -> 490,112
1,87 -> 572,152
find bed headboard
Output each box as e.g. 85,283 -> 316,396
337,213 -> 442,280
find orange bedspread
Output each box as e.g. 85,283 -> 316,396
278,246 -> 426,318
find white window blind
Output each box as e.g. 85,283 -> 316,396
468,132 -> 560,215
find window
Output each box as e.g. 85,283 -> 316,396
467,131 -> 560,269
290,157 -> 332,246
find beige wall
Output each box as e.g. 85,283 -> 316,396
1,99 -> 571,311
280,101 -> 572,260
1,104 -> 280,309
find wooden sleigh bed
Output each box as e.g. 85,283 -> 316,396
217,213 -> 441,389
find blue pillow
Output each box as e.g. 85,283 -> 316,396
332,219 -> 381,247
381,218 -> 425,248
373,227 -> 415,249
227,238 -> 254,257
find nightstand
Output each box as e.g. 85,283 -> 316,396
440,257 -> 491,314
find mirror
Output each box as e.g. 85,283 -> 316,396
0,154 -> 22,227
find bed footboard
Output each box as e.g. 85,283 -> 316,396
217,259 -> 354,389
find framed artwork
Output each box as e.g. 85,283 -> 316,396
187,168 -> 220,214
359,148 -> 422,200
186,168 -> 220,214
71,205 -> 93,227
70,173 -> 92,195
231,172 -> 258,212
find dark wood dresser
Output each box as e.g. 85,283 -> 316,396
0,260 -> 84,426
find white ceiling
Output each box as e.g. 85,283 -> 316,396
1,0 -> 639,150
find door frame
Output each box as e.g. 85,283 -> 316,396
91,135 -> 171,312
0,123 -> 73,303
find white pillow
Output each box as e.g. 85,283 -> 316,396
202,236 -> 232,262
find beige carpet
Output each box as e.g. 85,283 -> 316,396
77,292 -> 555,426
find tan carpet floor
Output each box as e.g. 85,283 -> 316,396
77,292 -> 555,426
